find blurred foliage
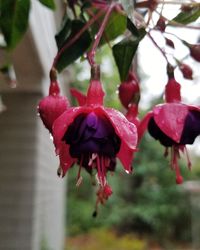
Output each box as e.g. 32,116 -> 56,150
66,228 -> 146,250
66,44 -> 199,247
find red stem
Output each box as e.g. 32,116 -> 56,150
87,3 -> 115,66
147,31 -> 169,63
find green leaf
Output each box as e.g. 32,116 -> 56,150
55,20 -> 92,72
103,11 -> 127,43
91,11 -> 127,45
127,18 -> 146,39
113,20 -> 146,81
113,38 -> 139,82
38,0 -> 55,10
172,6 -> 200,24
55,16 -> 72,49
0,0 -> 31,50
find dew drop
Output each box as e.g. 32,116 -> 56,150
154,109 -> 159,115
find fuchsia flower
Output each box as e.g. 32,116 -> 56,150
38,70 -> 69,133
146,77 -> 200,184
52,65 -> 137,209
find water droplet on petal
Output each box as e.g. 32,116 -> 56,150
154,109 -> 159,115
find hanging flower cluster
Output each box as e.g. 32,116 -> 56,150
38,0 -> 200,213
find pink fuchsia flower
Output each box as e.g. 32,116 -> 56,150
38,71 -> 69,133
52,65 -> 137,206
145,77 -> 200,184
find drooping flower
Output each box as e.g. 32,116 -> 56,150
52,65 -> 137,210
38,69 -> 69,133
53,65 -> 137,210
145,77 -> 200,184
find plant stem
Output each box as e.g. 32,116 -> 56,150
52,8 -> 106,69
148,32 -> 169,63
87,3 -> 115,66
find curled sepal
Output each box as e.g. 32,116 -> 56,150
38,80 -> 69,133
137,111 -> 153,143
70,88 -> 86,106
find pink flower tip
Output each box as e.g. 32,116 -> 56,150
103,184 -> 113,198
176,175 -> 183,185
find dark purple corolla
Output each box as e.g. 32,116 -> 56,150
62,111 -> 120,179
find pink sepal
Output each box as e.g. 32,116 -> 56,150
70,88 -> 86,106
153,103 -> 188,143
138,111 -> 153,143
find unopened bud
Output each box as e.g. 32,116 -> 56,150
179,63 -> 193,80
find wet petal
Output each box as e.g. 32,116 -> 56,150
52,107 -> 89,151
103,107 -> 138,150
58,142 -> 76,174
153,103 -> 188,143
102,107 -> 137,171
117,144 -> 135,173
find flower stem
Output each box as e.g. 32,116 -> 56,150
147,31 -> 169,63
87,3 -> 115,66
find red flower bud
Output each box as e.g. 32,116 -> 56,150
176,175 -> 183,185
165,38 -> 175,49
179,63 -> 193,80
189,44 -> 200,62
156,17 -> 166,32
118,72 -> 140,109
38,81 -> 69,133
